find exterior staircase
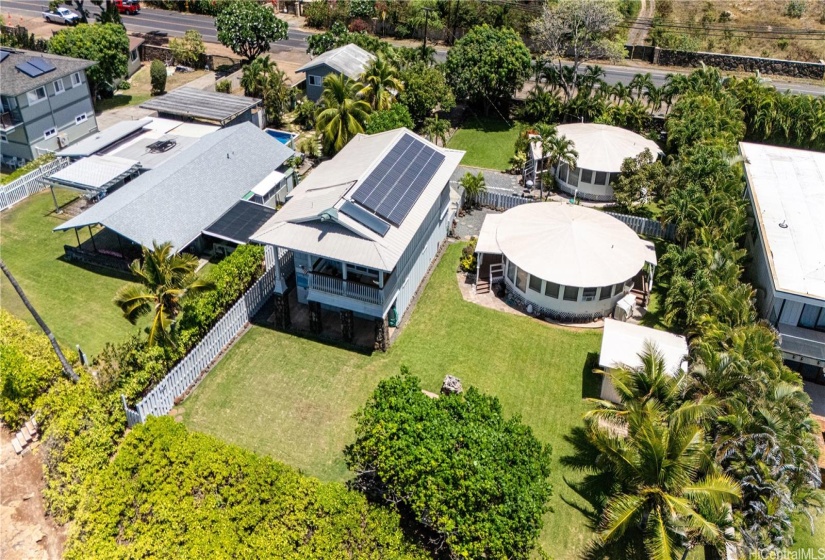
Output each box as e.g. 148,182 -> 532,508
9,415 -> 39,455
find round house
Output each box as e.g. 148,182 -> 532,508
474,202 -> 657,322
529,123 -> 661,202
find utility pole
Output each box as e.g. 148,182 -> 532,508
422,7 -> 433,61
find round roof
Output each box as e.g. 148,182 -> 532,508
496,203 -> 648,288
556,123 -> 660,172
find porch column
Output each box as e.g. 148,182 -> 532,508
342,262 -> 348,293
474,252 -> 482,294
308,301 -> 322,334
88,225 -> 98,252
374,317 -> 388,352
378,271 -> 384,289
340,309 -> 354,343
273,292 -> 291,330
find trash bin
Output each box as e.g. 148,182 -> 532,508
387,307 -> 398,328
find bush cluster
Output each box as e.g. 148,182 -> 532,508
150,59 -> 166,94
0,154 -> 55,185
65,416 -> 428,559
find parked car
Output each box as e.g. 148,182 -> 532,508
42,7 -> 80,25
115,0 -> 141,14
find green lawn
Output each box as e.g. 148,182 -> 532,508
182,243 -> 604,559
447,114 -> 519,170
0,190 -> 144,356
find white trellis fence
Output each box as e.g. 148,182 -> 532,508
0,157 -> 70,211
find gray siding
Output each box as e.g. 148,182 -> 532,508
303,64 -> 341,102
127,48 -> 142,77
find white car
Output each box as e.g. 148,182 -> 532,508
42,7 -> 80,25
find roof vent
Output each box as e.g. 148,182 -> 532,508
318,208 -> 339,222
779,220 -> 788,229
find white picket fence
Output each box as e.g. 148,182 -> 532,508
123,265 -> 277,426
472,191 -> 532,210
604,212 -> 676,240
0,157 -> 70,211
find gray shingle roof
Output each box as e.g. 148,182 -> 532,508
295,44 -> 375,80
0,47 -> 95,97
54,123 -> 294,251
140,87 -> 262,125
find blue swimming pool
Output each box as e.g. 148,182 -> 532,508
265,129 -> 297,146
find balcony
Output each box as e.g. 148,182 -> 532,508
0,111 -> 21,132
308,272 -> 384,307
777,323 -> 825,364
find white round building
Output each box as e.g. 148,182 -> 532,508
474,202 -> 657,322
529,123 -> 661,202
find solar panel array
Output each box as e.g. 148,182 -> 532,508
340,201 -> 390,237
0,51 -> 10,63
15,57 -> 56,77
352,134 -> 445,226
203,200 -> 276,244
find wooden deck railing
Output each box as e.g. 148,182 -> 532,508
308,272 -> 383,305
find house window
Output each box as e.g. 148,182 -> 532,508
43,127 -> 57,139
308,75 -> 321,86
582,287 -> 597,300
529,275 -> 542,293
568,167 -> 580,187
53,79 -> 65,95
75,113 -> 88,124
609,172 -> 620,185
130,49 -> 139,62
558,162 -> 568,183
580,169 -> 593,184
798,305 -> 825,332
27,86 -> 47,105
594,171 -> 607,185
515,267 -> 528,293
71,72 -> 82,87
614,283 -> 624,296
507,260 -> 516,283
544,281 -> 560,299
563,286 -> 579,301
599,285 -> 612,300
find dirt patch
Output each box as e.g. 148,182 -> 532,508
0,427 -> 66,560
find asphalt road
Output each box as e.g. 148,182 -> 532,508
4,1 -> 823,96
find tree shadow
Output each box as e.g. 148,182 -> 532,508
581,351 -> 602,399
461,112 -> 514,133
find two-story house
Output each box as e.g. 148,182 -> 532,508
742,142 -> 825,384
1,47 -> 97,165
295,43 -> 375,102
251,128 -> 464,349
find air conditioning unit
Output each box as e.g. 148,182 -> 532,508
57,134 -> 69,148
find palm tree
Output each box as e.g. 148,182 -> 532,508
628,73 -> 654,100
359,55 -> 404,111
241,56 -> 292,126
460,171 -> 486,207
423,115 -> 450,146
113,242 -> 214,346
315,73 -> 372,155
0,260 -> 78,382
543,133 -> 578,199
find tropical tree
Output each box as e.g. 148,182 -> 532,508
542,133 -> 578,199
398,61 -> 455,126
315,73 -> 372,155
113,242 -> 213,347
365,103 -> 413,134
460,171 -> 486,207
240,56 -> 292,126
422,115 -> 450,146
48,23 -> 129,99
359,55 -> 404,111
518,85 -> 562,124
215,0 -> 288,63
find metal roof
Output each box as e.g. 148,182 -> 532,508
203,200 -> 276,245
54,123 -> 294,251
251,129 -> 464,271
56,118 -> 153,157
741,142 -> 825,302
49,155 -> 140,192
251,170 -> 286,196
295,44 -> 375,79
532,123 -> 661,172
490,202 -> 649,288
599,318 -> 689,374
140,87 -> 262,125
0,47 -> 95,97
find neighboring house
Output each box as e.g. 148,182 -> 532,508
295,44 -> 375,102
0,47 -> 97,165
598,318 -> 689,403
140,87 -> 264,128
54,123 -> 294,264
742,142 -> 825,384
251,128 -> 464,349
126,36 -> 144,78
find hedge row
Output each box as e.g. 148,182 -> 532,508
64,417 -> 428,559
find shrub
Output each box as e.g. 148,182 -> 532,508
297,136 -> 321,158
64,417 -> 428,559
365,103 -> 413,134
785,0 -> 806,17
346,372 -> 553,559
0,153 -> 55,185
349,0 -> 376,19
304,0 -> 333,28
0,311 -> 70,430
294,99 -> 317,129
215,78 -> 232,93
168,29 -> 205,67
116,80 -> 131,90
459,238 -> 478,273
149,59 -> 166,94
348,18 -> 370,33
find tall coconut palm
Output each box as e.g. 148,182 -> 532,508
543,133 -> 578,199
315,73 -> 372,155
113,241 -> 214,347
628,72 -> 654,100
359,55 -> 404,111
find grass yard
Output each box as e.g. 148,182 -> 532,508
182,243 -> 604,559
96,65 -> 210,113
447,114 -> 519,170
0,190 -> 144,356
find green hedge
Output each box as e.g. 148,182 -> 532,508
0,154 -> 55,185
64,417 -> 428,560
0,310 -> 72,429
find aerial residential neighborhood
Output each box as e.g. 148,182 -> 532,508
1,1 -> 824,559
